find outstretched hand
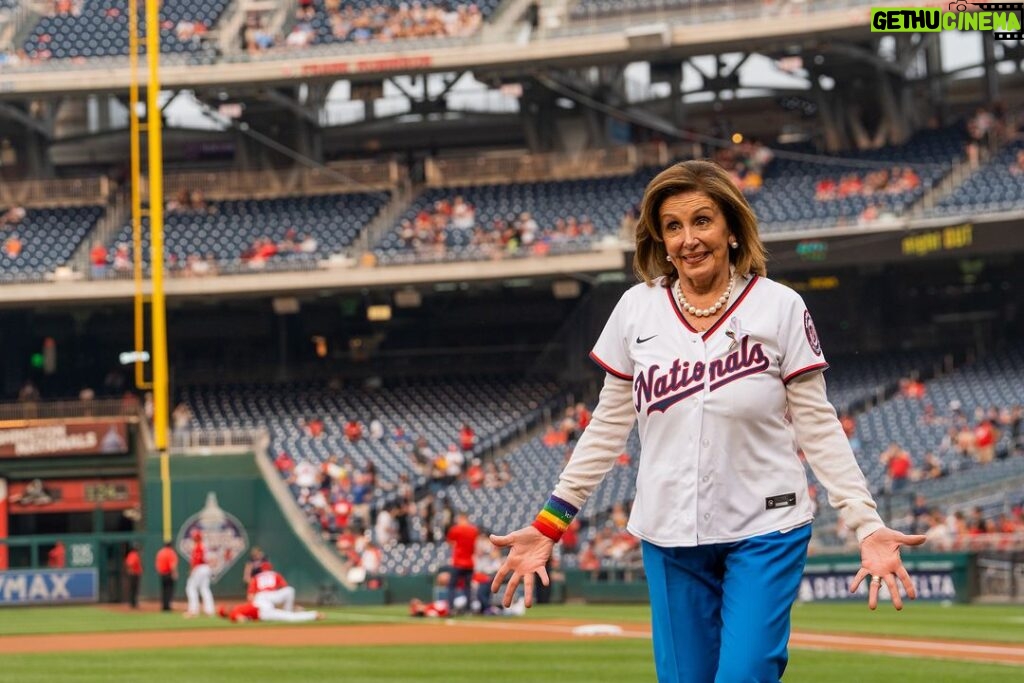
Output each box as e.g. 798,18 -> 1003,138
490,526 -> 555,608
849,527 -> 927,610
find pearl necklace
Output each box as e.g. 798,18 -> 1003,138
677,267 -> 735,318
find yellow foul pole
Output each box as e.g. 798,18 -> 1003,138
144,0 -> 171,542
128,0 -> 150,392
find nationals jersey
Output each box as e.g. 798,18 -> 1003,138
590,274 -> 827,546
248,570 -> 287,595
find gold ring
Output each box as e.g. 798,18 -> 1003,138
871,576 -> 883,586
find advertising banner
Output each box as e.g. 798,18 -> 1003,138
0,422 -> 128,458
7,477 -> 139,514
0,568 -> 98,606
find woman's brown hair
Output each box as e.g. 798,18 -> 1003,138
633,159 -> 767,286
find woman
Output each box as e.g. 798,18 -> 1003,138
490,160 -> 926,683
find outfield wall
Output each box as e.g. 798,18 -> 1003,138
142,451 -> 380,606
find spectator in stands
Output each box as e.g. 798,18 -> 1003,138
3,233 -> 22,258
973,418 -> 999,464
483,461 -> 501,489
0,205 -> 25,227
880,442 -> 912,493
301,417 -> 324,438
18,379 -> 40,402
111,243 -> 131,273
490,159 -> 925,683
1010,150 -> 1024,176
921,452 -> 945,480
171,402 -> 192,436
459,423 -> 476,452
344,418 -> 363,442
497,460 -> 513,487
542,424 -> 567,447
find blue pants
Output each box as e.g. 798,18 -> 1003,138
642,523 -> 812,683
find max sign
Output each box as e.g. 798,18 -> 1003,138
0,568 -> 98,606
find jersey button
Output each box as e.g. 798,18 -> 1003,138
702,475 -> 710,483
703,513 -> 711,520
702,439 -> 710,447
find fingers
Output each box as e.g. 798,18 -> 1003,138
523,573 -> 535,608
491,563 -> 511,595
502,572 -> 521,608
896,565 -> 916,600
849,567 -> 869,594
884,574 -> 903,610
898,533 -> 928,547
538,566 -> 550,587
868,576 -> 879,610
490,533 -> 512,547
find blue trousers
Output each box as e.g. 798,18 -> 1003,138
642,523 -> 812,683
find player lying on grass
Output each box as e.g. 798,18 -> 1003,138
218,601 -> 324,623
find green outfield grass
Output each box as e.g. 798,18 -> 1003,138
0,642 -> 1021,683
0,602 -> 1021,682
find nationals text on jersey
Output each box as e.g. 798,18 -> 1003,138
636,335 -> 770,414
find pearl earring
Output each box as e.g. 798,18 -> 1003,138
730,241 -> 739,249
666,254 -> 673,261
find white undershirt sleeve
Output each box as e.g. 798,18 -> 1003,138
786,371 -> 884,543
552,374 -> 637,511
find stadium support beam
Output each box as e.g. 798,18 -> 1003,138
261,87 -> 320,126
924,35 -> 947,126
0,102 -> 51,139
809,71 -> 847,153
823,41 -> 903,76
982,32 -> 1000,103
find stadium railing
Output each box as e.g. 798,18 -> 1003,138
170,427 -> 269,453
425,142 -> 667,187
0,398 -> 139,421
142,160 -> 402,201
0,176 -> 109,208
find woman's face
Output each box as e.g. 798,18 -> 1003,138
660,191 -> 735,289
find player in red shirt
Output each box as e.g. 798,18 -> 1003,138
124,544 -> 143,608
409,597 -> 450,618
155,541 -> 178,611
247,562 -> 295,612
47,541 -> 65,568
185,530 -> 215,617
445,512 -> 478,614
218,601 -> 322,623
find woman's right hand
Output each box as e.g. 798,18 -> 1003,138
490,526 -> 555,608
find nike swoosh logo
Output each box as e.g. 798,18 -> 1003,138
636,335 -> 658,344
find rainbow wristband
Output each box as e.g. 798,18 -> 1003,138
532,495 -> 579,541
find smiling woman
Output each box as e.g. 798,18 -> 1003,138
490,159 -> 928,683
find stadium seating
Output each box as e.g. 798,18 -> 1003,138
824,350 -> 948,414
750,127 -> 963,232
380,426 -> 642,574
301,0 -> 500,47
852,344 -> 1024,486
0,206 -> 103,282
103,192 -> 388,273
928,140 -> 1024,216
570,0 -> 753,21
809,344 -> 1024,544
23,0 -> 229,60
373,172 -> 650,262
180,376 -> 566,531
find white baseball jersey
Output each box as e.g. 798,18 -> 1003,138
590,273 -> 828,546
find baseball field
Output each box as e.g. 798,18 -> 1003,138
0,601 -> 1022,681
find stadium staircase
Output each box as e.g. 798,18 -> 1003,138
67,190 -> 128,275
355,178 -> 416,255
0,2 -> 42,51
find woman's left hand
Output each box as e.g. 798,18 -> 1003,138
849,527 -> 927,610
